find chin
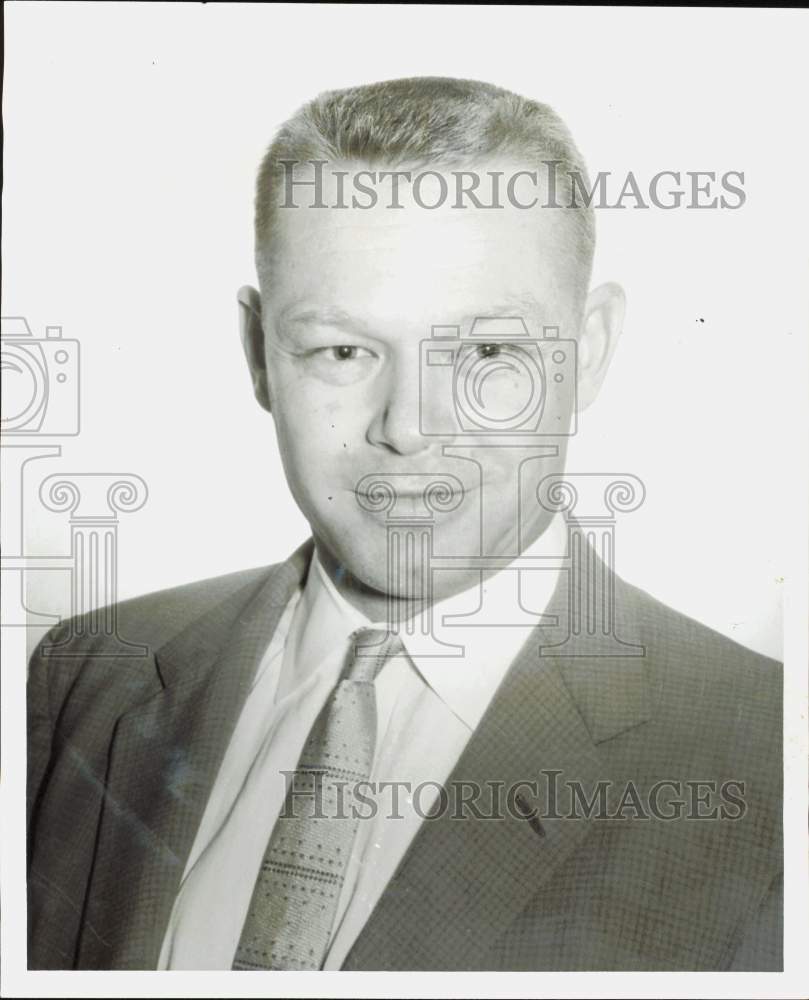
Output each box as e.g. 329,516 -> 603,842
315,501 -> 487,595
327,535 -> 425,600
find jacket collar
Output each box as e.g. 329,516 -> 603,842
154,538 -> 314,690
77,534 -> 650,969
153,531 -> 651,745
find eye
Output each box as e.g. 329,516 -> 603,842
476,343 -> 502,359
301,343 -> 378,385
329,345 -> 370,361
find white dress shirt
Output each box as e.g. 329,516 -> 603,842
158,515 -> 565,970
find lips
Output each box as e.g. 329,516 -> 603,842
352,482 -> 475,522
353,484 -> 474,498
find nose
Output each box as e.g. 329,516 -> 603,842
366,357 -> 433,456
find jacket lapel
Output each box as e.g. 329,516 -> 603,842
344,556 -> 651,970
77,541 -> 313,969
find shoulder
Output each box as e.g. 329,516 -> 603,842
621,572 -> 781,693
617,572 -> 782,782
43,563 -> 276,655
27,563 -> 278,712
104,563 -> 276,646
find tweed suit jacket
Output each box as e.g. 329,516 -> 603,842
27,537 -> 783,971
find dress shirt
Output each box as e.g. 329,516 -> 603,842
158,515 -> 566,970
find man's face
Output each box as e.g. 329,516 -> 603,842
245,163 -> 606,603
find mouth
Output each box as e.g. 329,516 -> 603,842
353,481 -> 476,512
355,488 -> 468,497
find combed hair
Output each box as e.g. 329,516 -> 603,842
255,76 -> 595,294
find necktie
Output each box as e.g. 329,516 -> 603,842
232,627 -> 404,971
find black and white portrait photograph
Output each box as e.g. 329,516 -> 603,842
2,4 -> 807,998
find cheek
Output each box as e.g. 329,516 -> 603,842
272,384 -> 369,474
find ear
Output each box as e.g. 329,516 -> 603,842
576,281 -> 625,411
238,284 -> 272,413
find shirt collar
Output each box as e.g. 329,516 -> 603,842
291,514 -> 566,730
281,544 -> 370,694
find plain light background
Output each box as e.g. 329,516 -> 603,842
6,5 -> 802,661
3,6 -> 809,998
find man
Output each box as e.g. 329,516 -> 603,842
27,77 -> 782,971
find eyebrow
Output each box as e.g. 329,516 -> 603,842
277,293 -> 545,335
278,304 -> 369,332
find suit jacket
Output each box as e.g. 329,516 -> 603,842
27,537 -> 783,971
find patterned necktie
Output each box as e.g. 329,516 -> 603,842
232,627 -> 404,971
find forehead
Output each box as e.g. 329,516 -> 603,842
264,162 -> 577,327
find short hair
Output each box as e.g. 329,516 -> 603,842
254,76 -> 595,299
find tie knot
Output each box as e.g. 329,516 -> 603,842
344,628 -> 406,684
